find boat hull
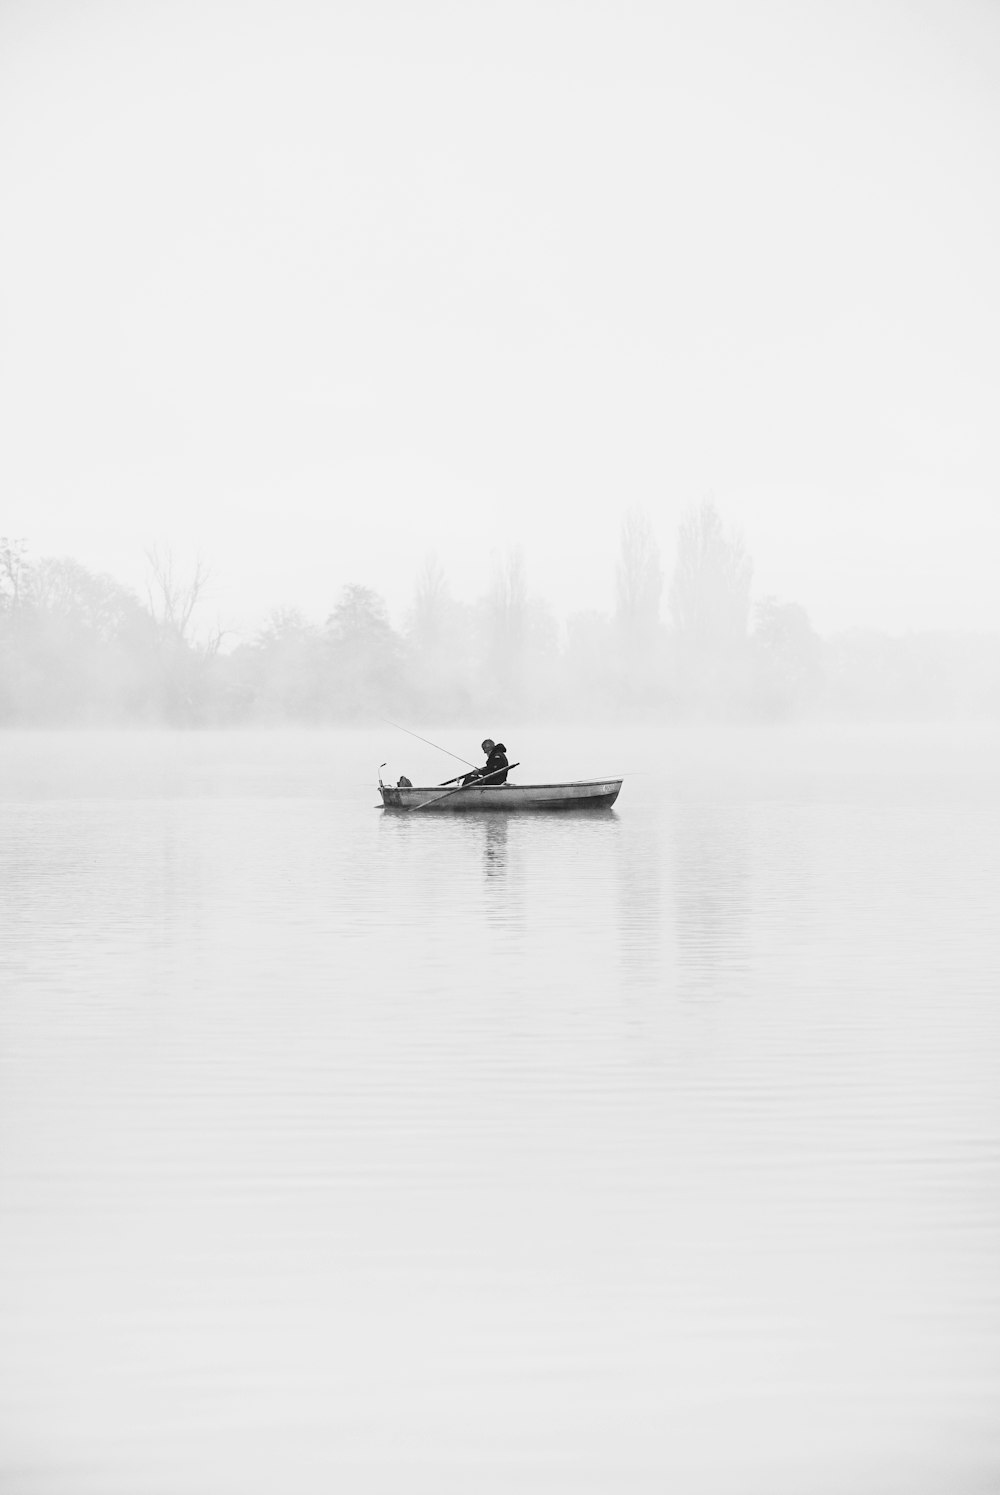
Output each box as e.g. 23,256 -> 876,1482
379,778 -> 622,812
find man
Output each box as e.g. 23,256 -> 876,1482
463,738 -> 509,785
484,740 -> 509,784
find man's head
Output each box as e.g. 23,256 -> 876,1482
481,739 -> 495,754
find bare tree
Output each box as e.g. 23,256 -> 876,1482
145,543 -> 222,655
0,537 -> 31,612
143,544 -> 225,721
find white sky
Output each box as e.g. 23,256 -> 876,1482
1,0 -> 999,639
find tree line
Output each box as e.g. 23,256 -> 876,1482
1,505 -> 997,725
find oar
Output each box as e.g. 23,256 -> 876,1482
409,763 -> 520,813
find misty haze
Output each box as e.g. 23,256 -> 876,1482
2,1 -> 999,1493
2,499 -> 999,726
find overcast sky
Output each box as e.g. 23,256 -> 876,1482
1,0 -> 998,639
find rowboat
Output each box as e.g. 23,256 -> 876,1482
378,777 -> 622,812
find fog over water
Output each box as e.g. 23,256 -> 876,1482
2,726 -> 999,1492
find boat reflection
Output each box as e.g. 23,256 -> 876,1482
480,815 -> 508,881
376,804 -> 622,943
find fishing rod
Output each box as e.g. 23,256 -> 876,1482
379,717 -> 477,769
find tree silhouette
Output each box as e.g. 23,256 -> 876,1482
752,598 -> 824,716
405,555 -> 476,719
325,584 -> 403,718
482,547 -> 529,702
669,499 -> 752,648
144,545 -> 224,722
668,499 -> 753,714
0,538 -> 31,612
615,509 -> 662,637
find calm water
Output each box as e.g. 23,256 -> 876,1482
1,725 -> 998,1494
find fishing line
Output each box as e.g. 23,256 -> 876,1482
379,717 -> 477,769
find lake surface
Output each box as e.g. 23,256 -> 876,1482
1,725 -> 998,1494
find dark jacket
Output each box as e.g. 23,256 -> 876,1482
484,744 -> 508,783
